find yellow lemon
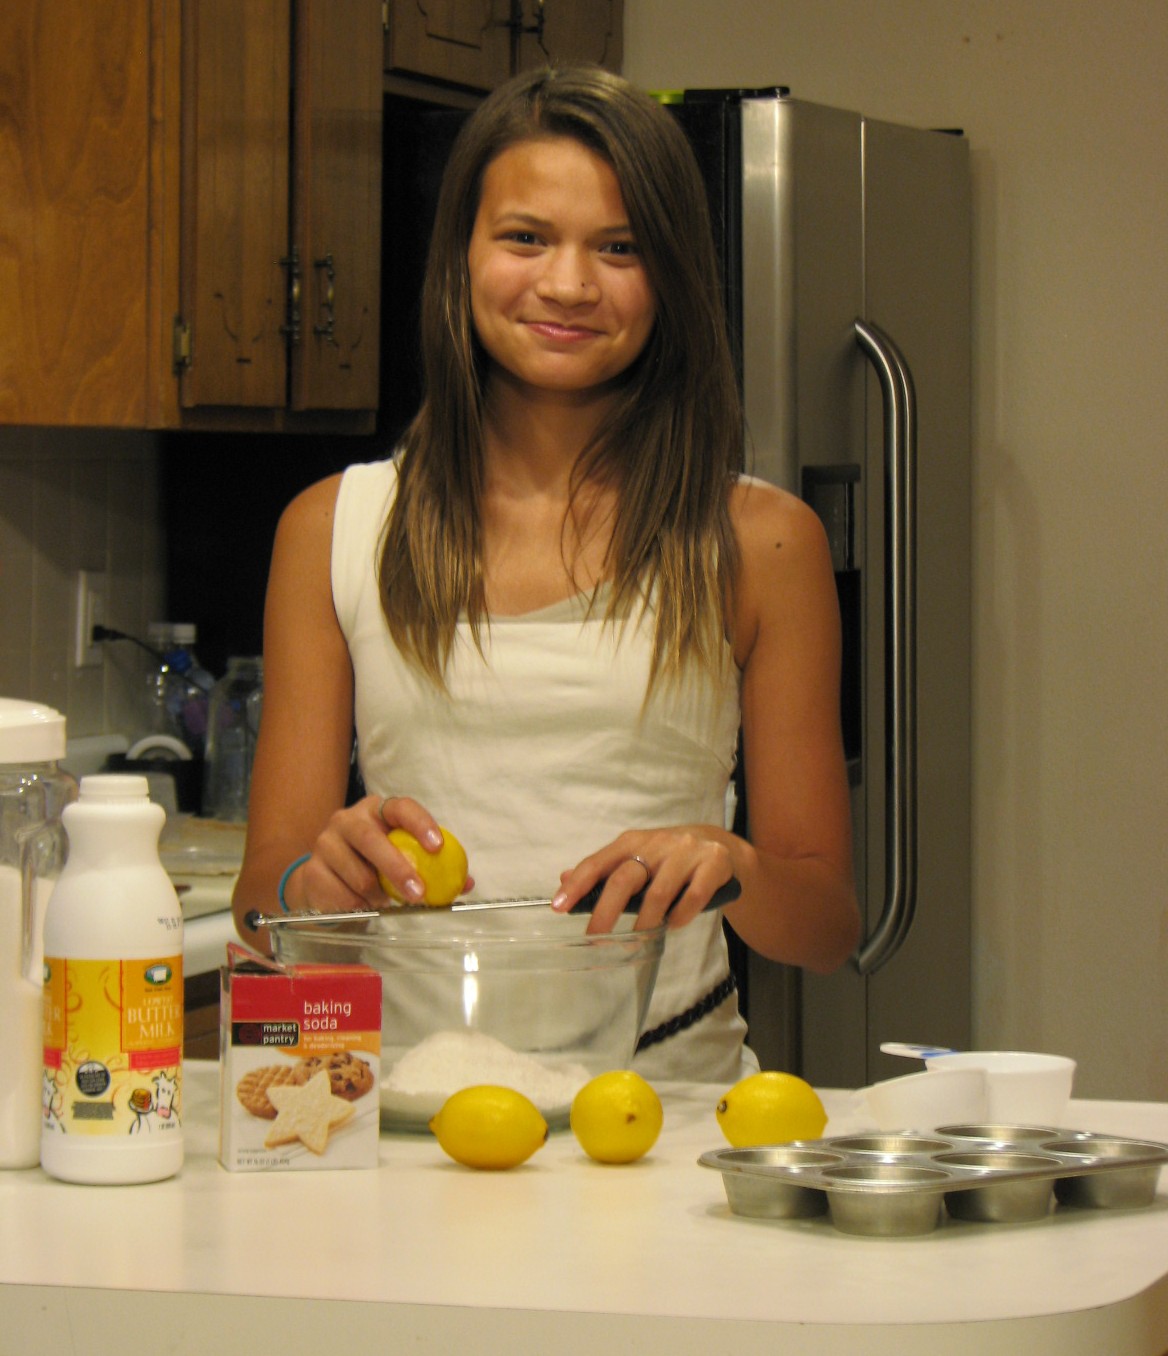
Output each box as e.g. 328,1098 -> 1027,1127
379,826 -> 468,906
428,1085 -> 548,1170
570,1070 -> 663,1164
715,1071 -> 827,1147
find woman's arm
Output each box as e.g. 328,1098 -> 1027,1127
231,475 -> 446,946
232,474 -> 353,941
720,477 -> 860,971
556,478 -> 859,973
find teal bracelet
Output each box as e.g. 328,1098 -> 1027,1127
277,854 -> 311,914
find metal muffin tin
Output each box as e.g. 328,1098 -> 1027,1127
699,1124 -> 1168,1237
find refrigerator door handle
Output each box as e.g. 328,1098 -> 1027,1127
853,319 -> 918,975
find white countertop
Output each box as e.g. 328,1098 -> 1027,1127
162,813 -> 241,978
3,1063 -> 1167,1355
182,907 -> 236,978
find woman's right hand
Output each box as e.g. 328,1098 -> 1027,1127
281,795 -> 471,914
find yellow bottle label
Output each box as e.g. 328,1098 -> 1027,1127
42,956 -> 183,1138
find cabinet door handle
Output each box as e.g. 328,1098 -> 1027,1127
313,253 -> 337,345
508,1 -> 546,42
279,250 -> 302,345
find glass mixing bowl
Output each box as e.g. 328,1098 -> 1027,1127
269,908 -> 666,1131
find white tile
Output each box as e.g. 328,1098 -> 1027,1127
30,639 -> 70,715
0,465 -> 36,695
0,429 -> 165,734
0,648 -> 33,699
30,459 -> 73,663
71,457 -> 108,568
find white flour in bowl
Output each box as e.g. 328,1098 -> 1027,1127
382,1030 -> 590,1126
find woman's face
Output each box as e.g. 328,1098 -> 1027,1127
466,136 -> 656,401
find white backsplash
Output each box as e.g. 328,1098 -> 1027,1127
62,734 -> 131,779
0,426 -> 166,740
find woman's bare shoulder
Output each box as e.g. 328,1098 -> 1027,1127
729,476 -> 835,666
265,475 -> 346,598
277,472 -> 344,537
730,474 -> 827,559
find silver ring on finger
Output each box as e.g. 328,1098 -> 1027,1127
629,855 -> 652,889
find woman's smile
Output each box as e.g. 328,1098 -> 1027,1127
525,319 -> 601,342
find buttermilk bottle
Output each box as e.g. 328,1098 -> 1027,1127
41,774 -> 183,1184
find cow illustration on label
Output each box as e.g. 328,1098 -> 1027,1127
42,1068 -> 65,1134
129,1069 -> 181,1134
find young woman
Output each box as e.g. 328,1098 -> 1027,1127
233,65 -> 860,1081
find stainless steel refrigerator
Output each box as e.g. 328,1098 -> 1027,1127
380,87 -> 972,1090
670,89 -> 972,1089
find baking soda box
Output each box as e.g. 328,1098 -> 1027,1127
219,943 -> 382,1171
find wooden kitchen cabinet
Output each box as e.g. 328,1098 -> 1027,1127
0,2 -> 155,426
384,0 -> 622,97
0,0 -> 382,431
514,0 -> 623,73
384,0 -> 512,95
179,0 -> 382,421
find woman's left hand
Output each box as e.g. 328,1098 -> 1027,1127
552,826 -> 738,933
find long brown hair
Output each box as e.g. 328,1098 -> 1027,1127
378,65 -> 743,688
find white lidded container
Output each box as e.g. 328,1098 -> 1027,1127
41,774 -> 184,1184
0,698 -> 76,1169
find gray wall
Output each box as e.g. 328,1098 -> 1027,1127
625,0 -> 1167,1099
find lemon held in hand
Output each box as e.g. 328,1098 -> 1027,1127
715,1071 -> 827,1147
571,1070 -> 663,1164
429,1086 -> 548,1170
379,826 -> 468,906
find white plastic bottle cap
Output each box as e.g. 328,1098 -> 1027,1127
79,773 -> 151,801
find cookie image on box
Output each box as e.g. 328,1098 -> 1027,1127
264,1070 -> 356,1155
218,945 -> 382,1172
298,1051 -> 375,1103
236,1063 -> 309,1119
235,1053 -> 375,1120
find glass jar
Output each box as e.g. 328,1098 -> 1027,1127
0,698 -> 77,1168
202,657 -> 263,822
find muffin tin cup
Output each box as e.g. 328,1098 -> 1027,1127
710,1147 -> 842,1219
935,1152 -> 1062,1223
1045,1137 -> 1168,1209
700,1128 -> 1168,1237
821,1164 -> 949,1237
935,1122 -> 1061,1142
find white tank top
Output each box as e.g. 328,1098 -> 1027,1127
332,458 -> 757,1083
